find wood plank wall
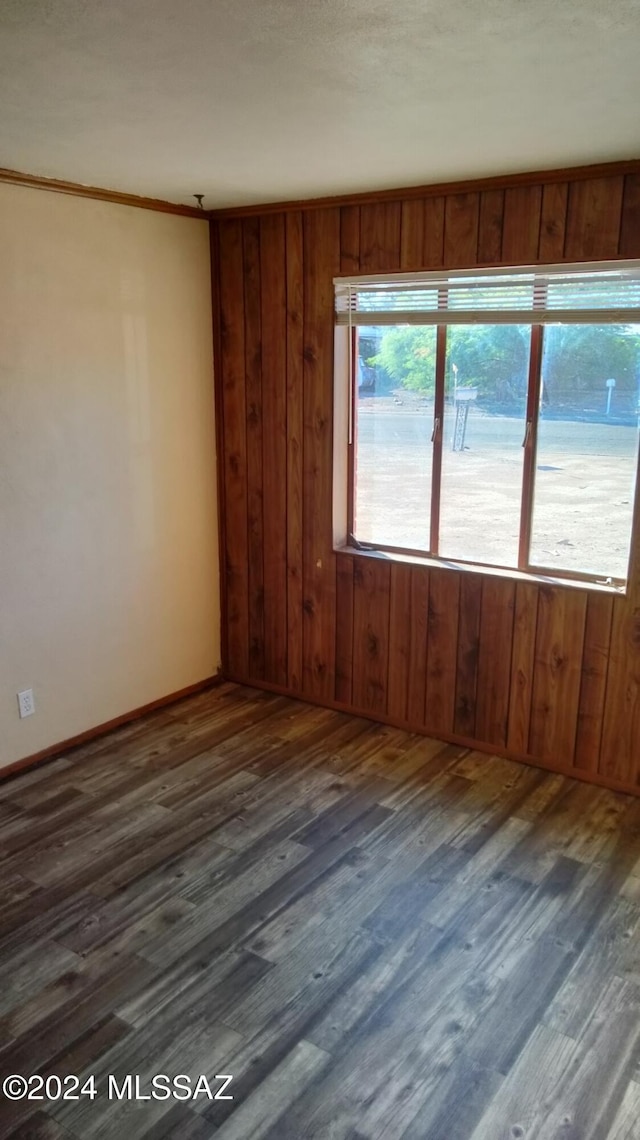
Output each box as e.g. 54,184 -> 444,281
211,165 -> 640,795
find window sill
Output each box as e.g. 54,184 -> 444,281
334,542 -> 626,596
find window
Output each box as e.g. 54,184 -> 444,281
335,263 -> 640,587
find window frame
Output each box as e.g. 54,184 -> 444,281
336,261 -> 640,592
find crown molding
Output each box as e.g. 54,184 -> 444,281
0,166 -> 205,218
207,158 -> 640,220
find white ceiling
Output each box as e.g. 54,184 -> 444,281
1,0 -> 639,209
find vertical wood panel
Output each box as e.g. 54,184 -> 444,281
260,214 -> 288,686
538,182 -> 568,261
443,193 -> 480,267
425,569 -> 460,735
454,573 -> 483,737
360,202 -> 402,272
340,206 -> 360,273
407,568 -> 430,725
507,581 -> 539,755
210,225 -> 228,672
477,189 -> 504,264
606,460 -> 640,782
302,207 -> 340,700
619,174 -> 640,257
564,177 -> 625,260
215,162 -> 640,797
285,212 -> 304,691
243,217 -> 265,680
400,199 -> 425,269
599,599 -> 640,785
574,592 -> 614,772
335,554 -> 355,704
501,185 -> 543,263
387,562 -> 412,721
529,587 -> 588,761
475,577 -> 516,747
625,442 -> 640,603
218,220 -> 249,677
352,559 -> 391,713
423,197 -> 445,267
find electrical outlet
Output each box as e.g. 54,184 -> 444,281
17,689 -> 35,718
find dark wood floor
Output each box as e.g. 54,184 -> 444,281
1,683 -> 640,1140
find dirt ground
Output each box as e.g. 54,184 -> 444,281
354,395 -> 638,580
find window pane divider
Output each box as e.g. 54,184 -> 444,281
346,326 -> 358,539
430,323 -> 447,555
518,324 -> 544,570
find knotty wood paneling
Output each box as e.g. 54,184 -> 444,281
574,593 -> 614,772
619,174 -> 640,257
400,200 -> 425,270
477,189 -> 504,264
564,176 -> 625,261
423,196 -> 445,266
454,573 -> 483,738
301,208 -> 340,700
507,581 -> 539,756
335,554 -> 355,705
502,185 -> 543,264
599,600 -> 640,785
360,202 -> 401,273
213,161 -> 640,796
218,220 -> 249,677
444,192 -> 480,267
243,218 -> 265,681
339,205 -> 360,273
260,214 -> 288,686
475,576 -> 516,748
387,562 -> 412,721
407,567 -> 430,726
529,587 -> 588,762
425,569 -> 460,736
538,182 -> 568,261
352,559 -> 391,713
285,212 -> 304,692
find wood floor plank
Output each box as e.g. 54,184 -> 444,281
0,956 -> 157,1117
211,1039 -> 330,1140
478,977 -> 640,1140
544,893 -> 640,1040
139,1105 -> 213,1139
466,934 -> 577,1075
51,1018 -> 241,1139
0,684 -> 638,1139
5,1113 -> 77,1139
467,1023 -> 576,1140
607,1079 -> 640,1140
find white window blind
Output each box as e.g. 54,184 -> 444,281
334,262 -> 640,326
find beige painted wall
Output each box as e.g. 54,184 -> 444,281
0,183 -> 220,770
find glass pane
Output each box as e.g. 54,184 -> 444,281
439,325 -> 530,567
530,325 -> 640,579
353,325 -> 435,551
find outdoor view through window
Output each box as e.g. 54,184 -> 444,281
339,266 -> 640,584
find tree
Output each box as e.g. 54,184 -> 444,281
373,327 -> 437,392
542,325 -> 638,409
373,325 -> 529,403
372,323 -> 640,412
447,325 -> 529,403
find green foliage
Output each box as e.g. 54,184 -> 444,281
543,326 -> 638,404
447,326 -> 529,403
370,323 -> 639,409
374,327 -> 437,392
